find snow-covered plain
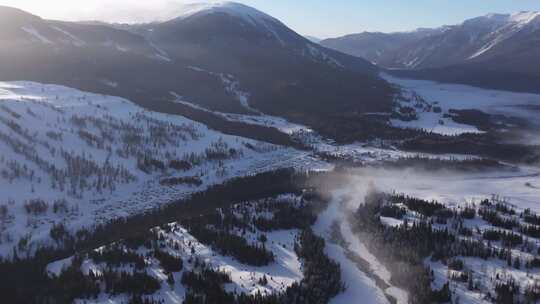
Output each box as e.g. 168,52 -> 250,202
342,167 -> 540,213
0,81 -> 325,258
384,73 -> 540,136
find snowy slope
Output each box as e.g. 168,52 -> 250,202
49,227 -> 302,304
46,195 -> 305,303
0,81 -> 322,258
466,12 -> 540,60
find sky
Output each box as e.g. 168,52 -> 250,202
1,0 -> 540,38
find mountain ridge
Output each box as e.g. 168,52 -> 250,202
321,11 -> 540,93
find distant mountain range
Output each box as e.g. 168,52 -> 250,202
0,2 -> 394,142
321,28 -> 447,65
321,12 -> 540,93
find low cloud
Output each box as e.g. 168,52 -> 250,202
0,0 -> 219,23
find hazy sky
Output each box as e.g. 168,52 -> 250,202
1,0 -> 540,38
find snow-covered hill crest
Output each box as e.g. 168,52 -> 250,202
175,1 -> 281,25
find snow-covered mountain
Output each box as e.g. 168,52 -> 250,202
323,11 -> 540,70
389,11 -> 540,93
173,2 -> 287,38
0,3 -> 393,139
320,28 -> 447,65
138,2 -> 391,118
322,12 -> 540,93
383,11 -> 540,70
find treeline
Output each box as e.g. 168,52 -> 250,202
352,191 -> 454,303
284,229 -> 344,303
45,255 -> 161,302
179,193 -> 322,266
388,194 -> 446,217
370,156 -> 510,172
183,219 -> 275,266
400,133 -> 540,164
253,201 -> 317,232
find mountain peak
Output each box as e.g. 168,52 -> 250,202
462,13 -> 509,28
470,11 -> 540,27
509,11 -> 540,25
174,1 -> 278,25
160,1 -> 301,47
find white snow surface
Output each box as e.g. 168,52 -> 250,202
0,81 -> 324,258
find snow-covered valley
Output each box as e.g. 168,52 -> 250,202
2,77 -> 540,304
385,73 -> 540,138
4,0 -> 540,303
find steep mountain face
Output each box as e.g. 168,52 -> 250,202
383,12 -> 540,70
141,2 -> 390,117
390,12 -> 540,93
323,12 -> 540,70
322,11 -> 540,93
320,28 -> 445,65
0,3 -> 394,140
